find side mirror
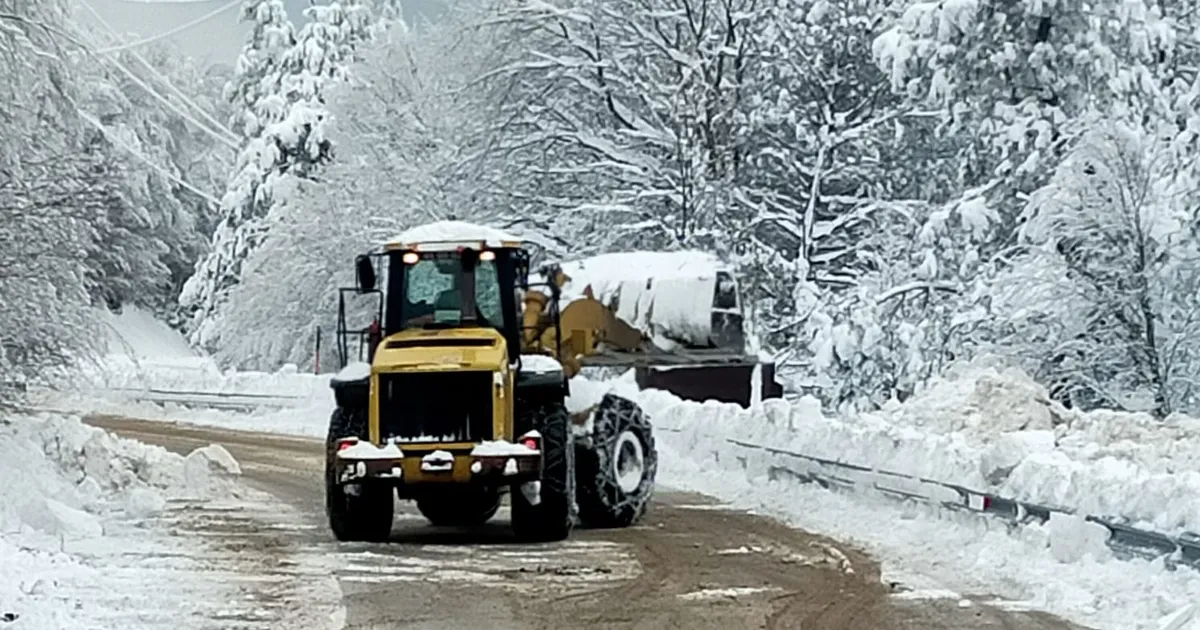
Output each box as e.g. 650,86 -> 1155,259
355,255 -> 376,292
514,253 -> 530,288
460,247 -> 478,272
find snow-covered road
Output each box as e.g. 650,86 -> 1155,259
0,411 -> 343,629
83,414 -> 1086,630
21,306 -> 1200,630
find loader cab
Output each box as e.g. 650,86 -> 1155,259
333,221 -> 561,374
380,246 -> 526,363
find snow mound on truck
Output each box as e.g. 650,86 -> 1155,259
553,251 -> 734,348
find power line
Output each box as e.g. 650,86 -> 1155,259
73,0 -> 241,146
93,0 -> 241,55
66,23 -> 240,149
75,108 -> 222,205
74,0 -> 240,143
82,35 -> 240,149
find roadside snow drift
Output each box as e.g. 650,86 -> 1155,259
569,366 -> 1200,630
67,307 -> 1200,628
0,411 -> 244,628
50,306 -> 335,437
579,363 -> 1200,538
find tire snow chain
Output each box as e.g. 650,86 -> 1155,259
656,427 -> 1200,568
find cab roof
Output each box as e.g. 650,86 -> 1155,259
383,220 -> 523,252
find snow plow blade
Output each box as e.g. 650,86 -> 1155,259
634,361 -> 783,408
525,251 -> 785,408
578,351 -> 784,408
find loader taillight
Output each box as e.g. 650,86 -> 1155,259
337,438 -> 360,451
517,431 -> 541,451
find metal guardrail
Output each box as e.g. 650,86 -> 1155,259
87,383 -> 1200,564
658,426 -> 1200,568
107,387 -> 306,413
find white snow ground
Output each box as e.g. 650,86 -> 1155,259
2,307 -> 347,629
53,307 -> 334,436
0,410 -> 345,629
60,306 -> 1200,630
569,370 -> 1200,630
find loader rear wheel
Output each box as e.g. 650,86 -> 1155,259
417,490 -> 501,527
325,407 -> 394,542
576,393 -> 657,529
511,399 -> 574,542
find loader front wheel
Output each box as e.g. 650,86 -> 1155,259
325,407 -> 394,542
576,393 -> 657,528
511,399 -> 574,542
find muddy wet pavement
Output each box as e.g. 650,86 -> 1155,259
86,415 -> 1091,630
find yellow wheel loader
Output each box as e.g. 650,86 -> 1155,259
324,221 -> 779,543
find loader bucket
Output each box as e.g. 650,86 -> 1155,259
634,362 -> 782,408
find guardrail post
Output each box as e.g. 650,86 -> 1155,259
314,326 -> 321,374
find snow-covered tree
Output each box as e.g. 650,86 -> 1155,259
181,0 -> 379,355
490,0 -> 762,252
225,0 -> 296,138
371,0 -> 405,33
211,5 -> 498,368
273,0 -> 373,104
74,41 -> 231,317
177,0 -> 1200,417
873,0 -> 1178,199
0,0 -> 107,380
994,120 -> 1200,416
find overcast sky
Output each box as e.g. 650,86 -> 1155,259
87,0 -> 446,65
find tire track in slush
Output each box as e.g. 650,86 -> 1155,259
85,415 -> 1092,630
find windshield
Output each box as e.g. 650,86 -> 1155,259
398,253 -> 503,329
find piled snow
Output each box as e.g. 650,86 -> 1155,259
420,450 -> 455,471
471,439 -> 538,456
83,356 -> 328,399
553,251 -> 730,348
557,251 -> 725,285
569,366 -> 1200,630
599,361 -> 1200,538
82,304 -> 327,396
96,306 -> 200,361
520,354 -> 562,373
385,220 -> 520,248
338,440 -> 404,460
57,357 -> 336,439
332,361 -> 371,382
46,307 -> 337,438
846,364 -> 1200,537
0,411 -> 243,628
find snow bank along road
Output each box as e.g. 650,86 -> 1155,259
85,415 -> 1084,630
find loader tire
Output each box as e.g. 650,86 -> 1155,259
325,407 -> 394,542
576,393 -> 657,529
511,399 -> 574,542
417,490 -> 501,527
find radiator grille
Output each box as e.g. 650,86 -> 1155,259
376,371 -> 493,442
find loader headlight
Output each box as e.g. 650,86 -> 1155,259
479,250 -> 495,261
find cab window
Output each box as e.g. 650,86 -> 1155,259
399,254 -> 503,328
